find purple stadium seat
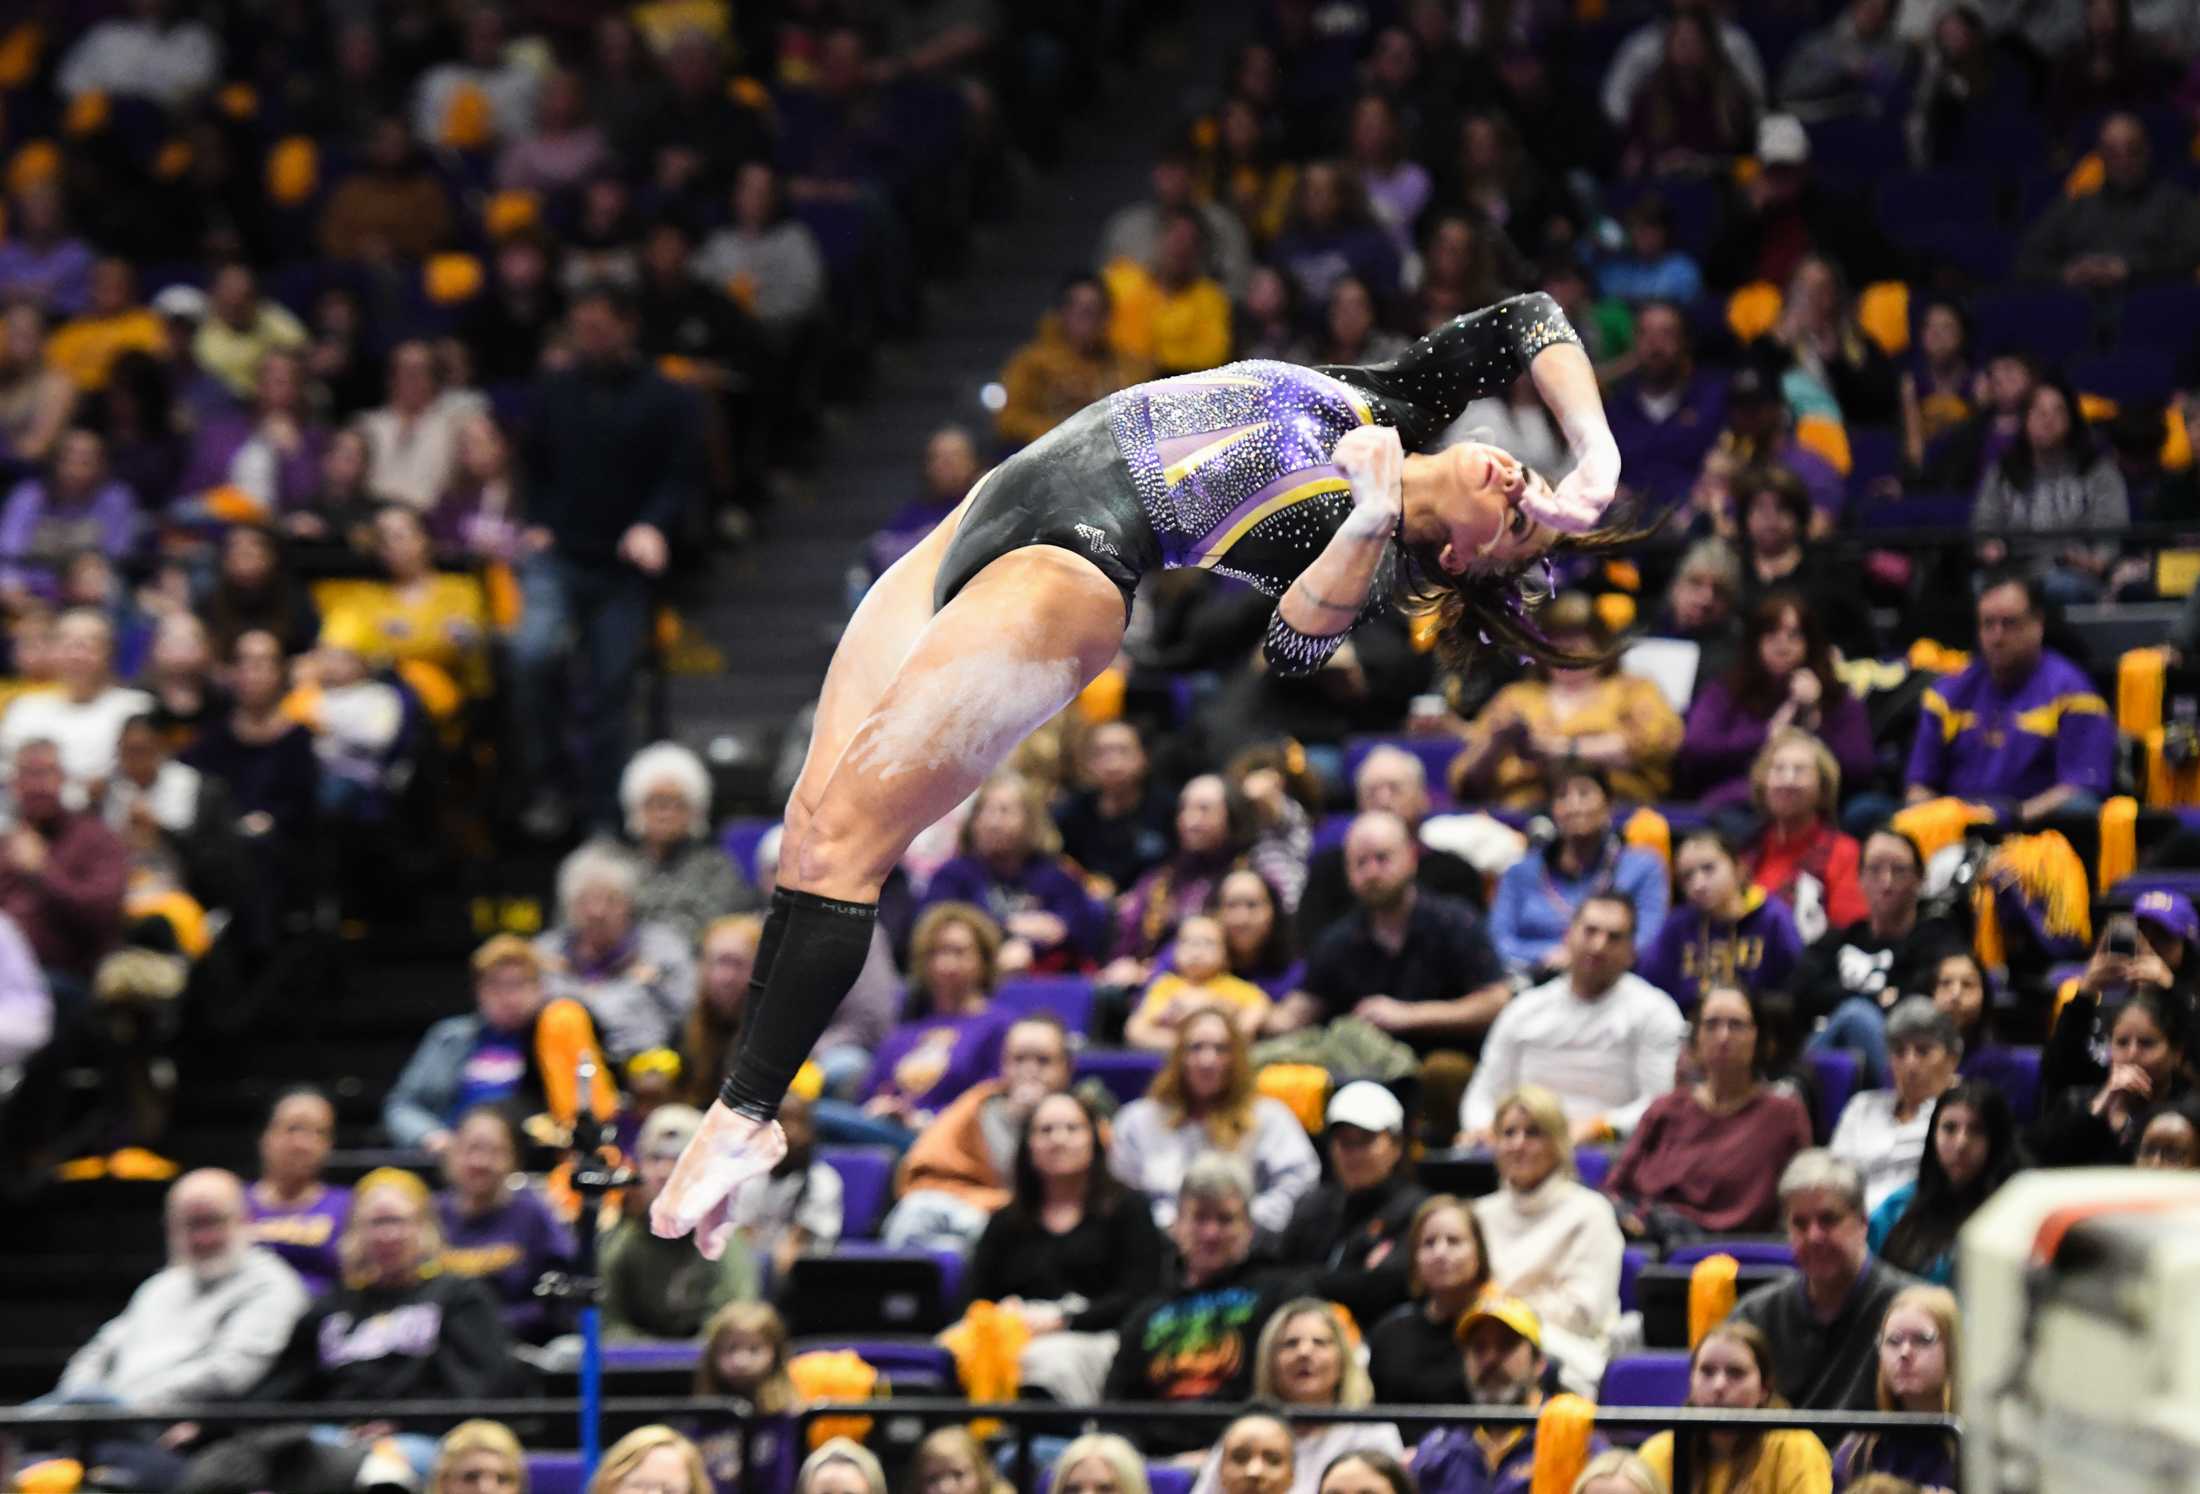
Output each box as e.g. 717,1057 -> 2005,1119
2074,349 -> 2180,407
1852,491 -> 1973,532
601,1340 -> 701,1372
1804,115 -> 1907,184
1150,1466 -> 1195,1494
1972,286 -> 2093,363
1876,169 -> 1999,234
1599,1350 -> 1692,1407
1811,1049 -> 1860,1139
1667,1238 -> 1797,1270
722,816 -> 777,884
995,976 -> 1098,1036
1620,1243 -> 1652,1313
2118,284 -> 2200,354
1847,427 -> 1902,503
820,1146 -> 897,1238
1576,1146 -> 1613,1190
528,1454 -> 586,1494
2111,872 -> 2200,902
791,1336 -> 957,1387
1967,1046 -> 2043,1124
1076,1048 -> 1164,1106
1314,812 -> 1355,854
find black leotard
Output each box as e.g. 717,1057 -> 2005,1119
933,291 -> 1582,673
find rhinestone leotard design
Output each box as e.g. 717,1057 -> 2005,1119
1105,291 -> 1583,674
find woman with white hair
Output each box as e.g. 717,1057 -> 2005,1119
537,839 -> 697,1061
620,740 -> 760,945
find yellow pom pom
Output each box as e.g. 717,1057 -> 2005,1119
218,83 -> 258,119
63,90 -> 109,137
7,138 -> 61,195
2065,152 -> 2105,198
440,82 -> 494,149
424,253 -> 485,305
266,136 -> 319,205
1857,281 -> 1911,357
1726,281 -> 1782,343
484,189 -> 540,240
1688,1253 -> 1739,1348
0,24 -> 46,91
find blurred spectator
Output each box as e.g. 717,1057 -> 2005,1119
1436,113 -> 1565,264
1471,1085 -> 1625,1395
2034,986 -> 2192,1164
87,349 -> 189,512
180,628 -> 319,857
1103,210 -> 1235,377
0,906 -> 51,1070
962,1089 -> 1168,1403
1200,96 -> 1299,248
56,0 -> 221,107
1707,114 -> 1895,291
618,741 -> 757,947
1446,593 -> 1684,809
1051,1437 -> 1150,1494
910,1431 -> 1012,1494
1309,276 -> 1407,367
1920,351 -> 2035,493
2019,112 -> 2200,287
679,913 -> 757,1108
252,1168 -> 514,1442
798,1439 -> 889,1494
48,1168 -> 305,1474
1197,867 -> 1303,1000
0,305 -> 75,473
0,736 -> 127,984
1773,256 -> 1898,427
1646,538 -> 1745,686
1366,1194 -> 1491,1405
588,1428 -> 712,1494
1602,300 -> 1726,506
602,1104 -> 758,1339
1273,1082 -> 1427,1325
1110,1005 -> 1319,1234
1102,1154 -> 1299,1450
1273,162 -> 1404,310
413,5 -> 537,147
1596,194 -> 1704,308
1054,720 -> 1174,897
1190,1299 -> 1405,1494
690,1302 -> 799,1488
431,1422 -> 530,1494
460,234 -> 566,388
1347,95 -> 1433,255
881,1011 -> 1071,1249
1732,465 -> 1871,656
1717,369 -> 1847,533
343,505 -> 491,715
2136,1097 -> 2200,1169
620,28 -> 772,206
1488,763 -> 1671,976
827,902 -> 1011,1147
2052,0 -> 2183,129
383,932 -> 615,1152
1868,1082 -> 2016,1285
1405,212 -> 1522,335
1281,811 -> 1509,1099
1973,377 -> 2130,602
364,339 -> 488,513
1414,1297 -> 1606,1494
191,263 -> 309,404
1620,10 -> 1759,178
1739,730 -> 1869,943
1800,830 -> 1964,1085
436,1105 -> 575,1341
995,275 -> 1145,450
244,1086 -> 349,1296
0,183 -> 94,318
203,526 -> 318,661
863,424 -> 982,585
924,770 -> 1105,974
140,612 -> 222,751
512,285 -> 699,835
431,411 -> 523,558
1900,298 -> 1977,472
1637,1321 -> 1833,1491
0,430 -> 137,603
1906,6 -> 2034,167
1098,145 -> 1255,297
1463,897 -> 1687,1142
726,1090 -> 842,1283
1903,573 -> 2115,822
1127,913 -> 1271,1050
1831,1288 -> 1963,1489
1680,589 -> 1874,814
1105,773 -> 1248,983
1601,3 -> 1768,127
1829,998 -> 1964,1211
319,115 -> 458,263
0,608 -> 153,790
1200,1414 -> 1295,1494
679,166 -> 817,333
497,68 -> 613,197
1235,264 -> 1305,362
183,351 -> 328,518
2044,892 -> 2197,1099
537,841 -> 696,1063
1778,0 -> 1911,112
1609,984 -> 1814,1240
1638,829 -> 1806,1009
43,260 -> 166,394
1295,745 -> 1478,943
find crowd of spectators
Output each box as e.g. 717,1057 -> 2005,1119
9,0 -> 2200,1491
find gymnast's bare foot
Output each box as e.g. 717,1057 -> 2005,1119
650,1101 -> 788,1259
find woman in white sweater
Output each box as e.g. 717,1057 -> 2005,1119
1109,1005 -> 1319,1236
1472,1083 -> 1625,1395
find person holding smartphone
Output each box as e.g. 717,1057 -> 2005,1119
2042,891 -> 2199,1100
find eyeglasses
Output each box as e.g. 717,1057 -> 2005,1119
1881,1329 -> 1941,1351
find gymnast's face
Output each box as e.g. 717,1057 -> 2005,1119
1421,442 -> 1555,575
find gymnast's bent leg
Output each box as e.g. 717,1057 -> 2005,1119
653,543 -> 1127,1255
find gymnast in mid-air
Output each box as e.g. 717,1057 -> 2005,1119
653,290 -> 1636,1255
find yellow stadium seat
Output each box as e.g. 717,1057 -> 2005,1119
267,136 -> 319,205
1726,281 -> 1782,343
1857,281 -> 1910,357
424,253 -> 486,305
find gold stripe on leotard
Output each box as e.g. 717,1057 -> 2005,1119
1193,475 -> 1352,568
1160,421 -> 1271,488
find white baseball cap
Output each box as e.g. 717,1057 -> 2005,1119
1757,113 -> 1810,167
1327,1080 -> 1406,1135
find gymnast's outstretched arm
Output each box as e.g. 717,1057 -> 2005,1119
1266,425 -> 1404,675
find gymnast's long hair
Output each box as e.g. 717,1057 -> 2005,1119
1398,505 -> 1666,671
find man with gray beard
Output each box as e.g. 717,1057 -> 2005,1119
1410,1297 -> 1609,1494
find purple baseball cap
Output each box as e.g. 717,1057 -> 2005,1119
2133,890 -> 2199,946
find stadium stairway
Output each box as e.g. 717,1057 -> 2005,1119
665,18 -> 1229,761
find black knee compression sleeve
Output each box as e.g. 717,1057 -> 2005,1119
720,887 -> 878,1120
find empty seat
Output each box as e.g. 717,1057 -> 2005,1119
2074,349 -> 2180,408
1600,1350 -> 1692,1407
1967,1046 -> 2043,1123
2117,283 -> 2200,354
1620,1243 -> 1652,1313
995,976 -> 1098,1037
1972,286 -> 2093,363
1810,1049 -> 1859,1139
819,1146 -> 898,1238
721,816 -> 779,883
1075,1047 -> 1164,1106
1667,1238 -> 1797,1270
528,1454 -> 587,1494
